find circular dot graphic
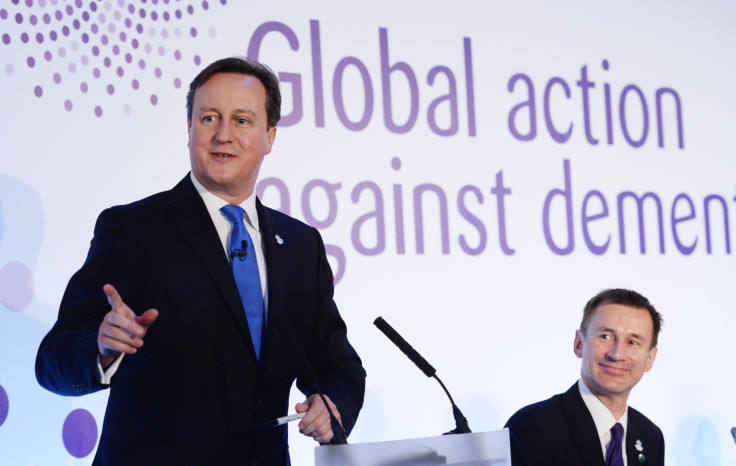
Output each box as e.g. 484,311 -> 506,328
2,0 -> 226,117
0,261 -> 34,311
62,409 -> 98,458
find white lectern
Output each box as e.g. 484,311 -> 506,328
314,429 -> 511,465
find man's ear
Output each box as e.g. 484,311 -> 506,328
264,126 -> 277,155
644,346 -> 657,372
573,329 -> 584,358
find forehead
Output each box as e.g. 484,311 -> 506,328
193,72 -> 267,109
588,303 -> 654,337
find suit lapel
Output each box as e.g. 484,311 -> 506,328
168,175 -> 256,360
255,199 -> 288,371
626,422 -> 639,466
563,384 -> 607,466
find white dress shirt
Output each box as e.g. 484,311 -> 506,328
578,379 -> 629,464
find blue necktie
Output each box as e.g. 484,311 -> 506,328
221,204 -> 264,361
606,422 -> 624,466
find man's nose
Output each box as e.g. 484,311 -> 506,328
215,121 -> 233,142
606,340 -> 625,360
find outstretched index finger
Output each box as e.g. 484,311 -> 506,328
103,284 -> 125,313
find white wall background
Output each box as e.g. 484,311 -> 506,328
1,1 -> 734,464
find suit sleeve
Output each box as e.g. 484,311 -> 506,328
505,409 -> 540,466
295,228 -> 366,437
35,207 -> 144,396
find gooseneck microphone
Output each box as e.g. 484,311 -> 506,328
274,318 -> 348,444
373,316 -> 471,435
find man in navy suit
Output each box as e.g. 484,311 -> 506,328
505,289 -> 664,466
36,57 -> 366,465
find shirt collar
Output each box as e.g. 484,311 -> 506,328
190,173 -> 260,231
578,379 -> 629,438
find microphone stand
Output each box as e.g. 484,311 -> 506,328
374,316 -> 471,435
433,374 -> 471,435
275,318 -> 348,444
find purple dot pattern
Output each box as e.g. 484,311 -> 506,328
0,384 -> 8,427
1,0 -> 227,117
62,409 -> 98,458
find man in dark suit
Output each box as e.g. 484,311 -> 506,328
505,289 -> 664,466
35,57 -> 366,465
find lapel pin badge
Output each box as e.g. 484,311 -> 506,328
275,234 -> 284,245
635,439 -> 645,463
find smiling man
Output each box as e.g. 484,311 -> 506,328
504,289 -> 664,466
35,57 -> 365,465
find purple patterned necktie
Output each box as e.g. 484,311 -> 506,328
605,422 -> 624,466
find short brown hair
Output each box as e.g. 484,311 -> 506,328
186,56 -> 281,129
580,289 -> 663,347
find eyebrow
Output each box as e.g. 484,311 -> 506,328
598,327 -> 647,342
196,107 -> 258,116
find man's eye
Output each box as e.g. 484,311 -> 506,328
237,118 -> 249,125
202,115 -> 217,123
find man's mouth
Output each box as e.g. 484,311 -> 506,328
214,153 -> 234,158
600,364 -> 629,374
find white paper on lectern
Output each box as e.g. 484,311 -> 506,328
314,429 -> 510,465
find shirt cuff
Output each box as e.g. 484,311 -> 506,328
97,353 -> 125,385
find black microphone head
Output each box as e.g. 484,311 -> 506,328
731,427 -> 736,444
374,316 -> 436,377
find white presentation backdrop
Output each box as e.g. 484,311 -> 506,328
0,0 -> 734,464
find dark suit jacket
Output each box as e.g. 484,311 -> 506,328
35,175 -> 366,465
504,383 -> 664,466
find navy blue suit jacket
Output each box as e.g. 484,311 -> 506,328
505,383 -> 664,466
36,175 -> 366,465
